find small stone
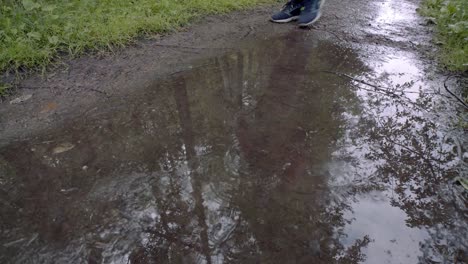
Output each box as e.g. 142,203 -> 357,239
9,94 -> 32,104
52,143 -> 75,154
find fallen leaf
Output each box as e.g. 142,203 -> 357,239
53,143 -> 75,154
40,102 -> 58,113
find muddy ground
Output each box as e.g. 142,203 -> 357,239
0,0 -> 467,263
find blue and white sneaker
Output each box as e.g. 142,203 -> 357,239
298,0 -> 326,27
270,0 -> 304,23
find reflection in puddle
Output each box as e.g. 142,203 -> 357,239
363,50 -> 425,101
0,31 -> 466,264
375,0 -> 411,25
366,0 -> 422,43
342,192 -> 430,264
377,53 -> 423,86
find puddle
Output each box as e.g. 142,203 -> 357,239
341,192 -> 430,264
0,29 -> 466,264
367,0 -> 418,41
374,0 -> 416,27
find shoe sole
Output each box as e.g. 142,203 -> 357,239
270,16 -> 299,23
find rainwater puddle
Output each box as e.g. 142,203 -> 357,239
341,192 -> 430,264
357,49 -> 427,105
366,0 -> 421,42
0,31 -> 465,264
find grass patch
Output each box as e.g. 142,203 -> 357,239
418,0 -> 468,72
0,0 -> 275,75
0,83 -> 12,96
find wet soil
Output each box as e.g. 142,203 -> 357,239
1,0 -> 467,263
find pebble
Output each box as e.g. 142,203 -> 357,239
52,143 -> 75,154
9,94 -> 32,104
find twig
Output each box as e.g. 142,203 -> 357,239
25,233 -> 39,247
3,238 -> 26,247
322,70 -> 395,95
242,26 -> 254,39
349,82 -> 392,97
323,70 -> 433,110
325,70 -> 403,98
444,75 -> 468,110
89,88 -> 110,98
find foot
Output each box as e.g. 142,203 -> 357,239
298,0 -> 325,27
270,1 -> 304,23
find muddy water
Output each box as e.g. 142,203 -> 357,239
0,31 -> 466,264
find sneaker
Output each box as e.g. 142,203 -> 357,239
298,0 -> 325,27
270,1 -> 304,23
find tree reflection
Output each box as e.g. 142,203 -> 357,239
125,32 -> 371,263
350,72 -> 468,263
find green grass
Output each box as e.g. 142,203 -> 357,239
0,83 -> 12,96
0,0 -> 274,76
419,0 -> 468,72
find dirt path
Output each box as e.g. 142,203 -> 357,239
1,0 -> 467,263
